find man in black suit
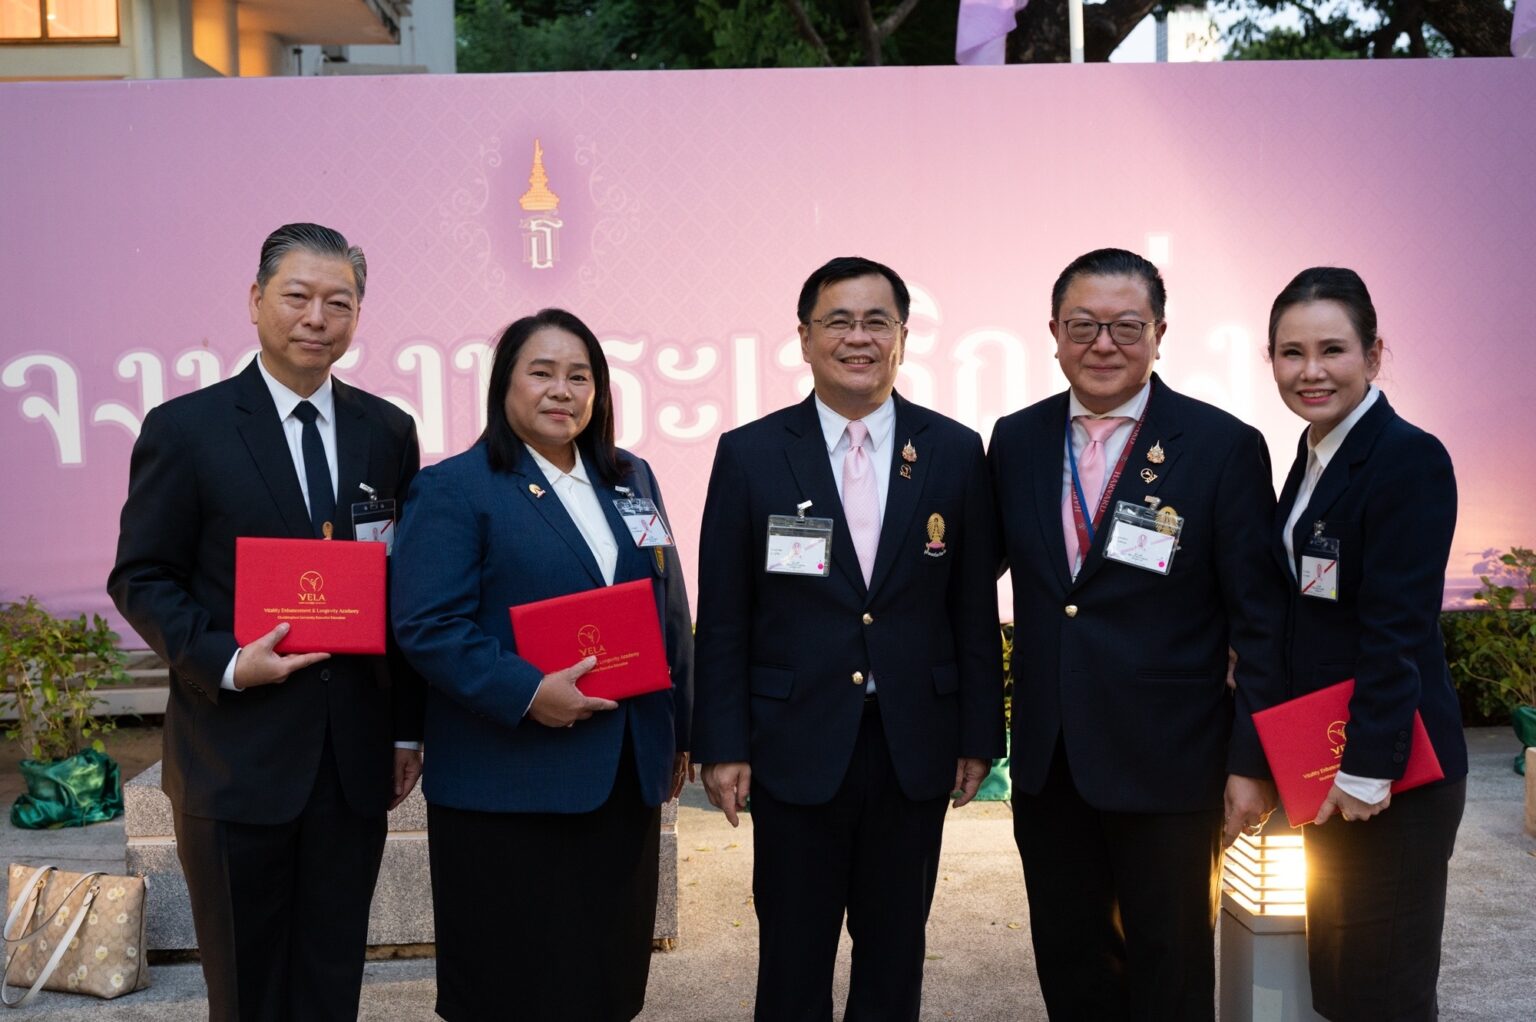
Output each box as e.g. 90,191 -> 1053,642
693,257 -> 1004,1022
989,248 -> 1288,1020
108,223 -> 424,1022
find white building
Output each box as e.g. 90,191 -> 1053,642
0,0 -> 454,81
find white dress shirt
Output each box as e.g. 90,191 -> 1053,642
221,357 -> 339,692
524,444 -> 620,587
815,393 -> 896,524
1062,383 -> 1152,573
1280,385 -> 1389,804
815,393 -> 895,693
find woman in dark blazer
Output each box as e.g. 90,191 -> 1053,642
391,309 -> 693,1022
1267,268 -> 1467,1022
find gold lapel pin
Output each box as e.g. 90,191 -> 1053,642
901,440 -> 917,464
899,464 -> 912,480
1140,468 -> 1158,483
529,484 -> 546,499
321,521 -> 334,540
1147,441 -> 1165,465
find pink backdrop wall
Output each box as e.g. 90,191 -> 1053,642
3,60 -> 1534,642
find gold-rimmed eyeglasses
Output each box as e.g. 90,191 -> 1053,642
810,315 -> 903,339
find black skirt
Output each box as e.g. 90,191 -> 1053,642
427,744 -> 661,1022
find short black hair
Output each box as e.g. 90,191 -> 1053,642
479,309 -> 627,484
1050,248 -> 1166,321
796,256 -> 911,324
1267,267 -> 1378,357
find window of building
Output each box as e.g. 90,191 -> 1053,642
1,0 -> 119,42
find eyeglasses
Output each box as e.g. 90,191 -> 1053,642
1062,318 -> 1156,346
810,315 -> 903,339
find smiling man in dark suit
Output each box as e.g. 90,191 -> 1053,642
108,223 -> 424,1022
989,248 -> 1289,1020
693,256 -> 1004,1022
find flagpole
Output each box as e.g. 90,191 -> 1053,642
1068,0 -> 1085,62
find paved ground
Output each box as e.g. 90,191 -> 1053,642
5,727 -> 1533,1021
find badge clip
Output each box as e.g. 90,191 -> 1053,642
358,482 -> 377,499
796,500 -> 814,519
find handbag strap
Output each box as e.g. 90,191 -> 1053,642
2,866 -> 103,1008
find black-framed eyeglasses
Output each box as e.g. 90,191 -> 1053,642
810,315 -> 903,339
1062,318 -> 1157,346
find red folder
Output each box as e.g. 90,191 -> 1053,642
234,537 -> 387,655
1253,679 -> 1444,827
509,579 -> 670,701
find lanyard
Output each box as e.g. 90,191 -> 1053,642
1066,412 -> 1145,554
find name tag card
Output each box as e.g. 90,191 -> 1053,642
1300,533 -> 1340,601
613,496 -> 674,548
1104,500 -> 1182,575
351,499 -> 397,553
765,513 -> 834,577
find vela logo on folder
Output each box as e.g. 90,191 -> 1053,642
509,579 -> 670,701
1253,679 -> 1443,827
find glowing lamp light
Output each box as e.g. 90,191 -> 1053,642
1219,819 -> 1325,1022
1222,827 -> 1306,917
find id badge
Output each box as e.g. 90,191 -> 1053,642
1300,529 -> 1340,601
613,496 -> 674,548
1103,500 -> 1182,575
351,499 -> 397,554
765,513 -> 833,577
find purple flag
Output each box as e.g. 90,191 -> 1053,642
956,0 -> 1029,65
1515,0 -> 1536,57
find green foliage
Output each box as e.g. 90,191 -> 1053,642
1001,622 -> 1013,729
1444,548 -> 1536,721
1225,26 -> 1359,60
697,0 -> 823,67
0,597 -> 125,763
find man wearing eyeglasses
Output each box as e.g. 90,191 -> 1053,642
988,248 -> 1288,1020
693,256 -> 1004,1021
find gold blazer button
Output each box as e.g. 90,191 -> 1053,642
1064,605 -> 1078,618
851,671 -> 865,685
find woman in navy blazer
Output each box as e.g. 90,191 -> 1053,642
391,309 -> 693,1022
1267,268 -> 1466,1022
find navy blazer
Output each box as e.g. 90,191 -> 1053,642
108,360 -> 424,824
390,440 -> 693,813
691,393 -> 1005,806
990,375 -> 1290,814
1273,393 -> 1467,783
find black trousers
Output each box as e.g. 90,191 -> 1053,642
173,731 -> 387,1022
427,737 -> 661,1022
1012,740 -> 1223,1022
749,701 -> 950,1022
1304,778 -> 1466,1022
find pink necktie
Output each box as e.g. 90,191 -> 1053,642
1062,416 -> 1127,573
843,420 -> 880,584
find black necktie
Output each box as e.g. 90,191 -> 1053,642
292,401 -> 335,538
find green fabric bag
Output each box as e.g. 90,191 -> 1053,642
9,749 -> 123,829
975,733 -> 1012,802
1513,704 -> 1536,776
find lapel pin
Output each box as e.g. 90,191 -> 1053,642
1147,442 -> 1165,465
1140,468 -> 1158,483
1156,506 -> 1180,535
529,484 -> 546,499
899,464 -> 913,480
321,521 -> 334,540
901,440 -> 917,464
923,513 -> 948,557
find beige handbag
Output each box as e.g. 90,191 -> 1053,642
2,863 -> 149,1006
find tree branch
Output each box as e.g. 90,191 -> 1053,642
854,0 -> 882,64
877,0 -> 925,40
781,0 -> 834,66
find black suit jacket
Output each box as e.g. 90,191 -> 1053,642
108,360 -> 425,824
990,375 -> 1289,813
692,393 -> 1004,806
1273,393 -> 1467,782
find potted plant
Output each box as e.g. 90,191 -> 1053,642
0,596 -> 128,828
1454,548 -> 1536,774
